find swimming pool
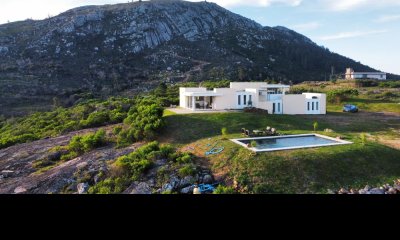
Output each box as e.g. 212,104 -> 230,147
231,134 -> 352,152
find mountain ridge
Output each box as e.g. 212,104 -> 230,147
0,0 -> 396,116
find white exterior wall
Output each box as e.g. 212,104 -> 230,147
351,73 -> 386,80
213,88 -> 237,110
179,84 -> 326,115
282,95 -> 307,114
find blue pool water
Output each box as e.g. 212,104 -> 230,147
237,135 -> 342,151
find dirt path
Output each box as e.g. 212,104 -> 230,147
176,55 -> 211,82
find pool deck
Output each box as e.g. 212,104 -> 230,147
230,134 -> 353,152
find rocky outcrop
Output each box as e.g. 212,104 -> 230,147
332,180 -> 400,194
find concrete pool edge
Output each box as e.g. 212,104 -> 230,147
230,134 -> 353,152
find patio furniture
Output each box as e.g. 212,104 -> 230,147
241,128 -> 246,135
245,130 -> 251,137
253,130 -> 264,136
271,128 -> 277,135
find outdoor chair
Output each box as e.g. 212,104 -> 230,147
271,128 -> 277,135
245,130 -> 251,137
241,128 -> 246,135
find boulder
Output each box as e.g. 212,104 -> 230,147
77,183 -> 89,194
14,186 -> 27,194
129,182 -> 152,194
364,185 -> 372,191
179,176 -> 194,188
202,174 -> 213,184
338,188 -> 349,194
369,188 -> 385,194
161,183 -> 173,192
1,170 -> 14,178
180,185 -> 195,194
358,189 -> 368,194
387,188 -> 397,194
169,176 -> 180,189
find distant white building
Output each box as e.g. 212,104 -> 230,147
180,82 -> 326,115
345,68 -> 386,80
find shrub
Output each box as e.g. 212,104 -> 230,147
313,121 -> 319,131
250,141 -> 257,148
360,133 -> 367,145
327,89 -> 359,103
213,185 -> 236,194
221,127 -> 228,136
178,164 -> 196,178
176,152 -> 192,164
88,177 -> 129,194
113,126 -> 123,135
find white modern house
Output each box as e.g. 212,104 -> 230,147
179,82 -> 326,115
345,68 -> 386,80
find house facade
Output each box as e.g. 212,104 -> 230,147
179,82 -> 326,115
345,68 -> 386,80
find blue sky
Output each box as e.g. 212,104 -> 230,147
0,0 -> 399,74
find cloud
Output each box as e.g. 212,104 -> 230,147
291,21 -> 322,32
322,0 -> 400,11
375,14 -> 400,23
319,30 -> 388,40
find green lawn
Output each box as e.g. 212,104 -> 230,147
328,97 -> 400,113
160,112 -> 400,193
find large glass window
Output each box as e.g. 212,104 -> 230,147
307,102 -> 310,111
312,102 -> 315,111
244,95 -> 247,105
238,95 -> 241,105
316,102 -> 319,111
278,103 -> 281,112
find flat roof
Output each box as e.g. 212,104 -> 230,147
183,92 -> 223,97
260,84 -> 291,88
351,72 -> 386,74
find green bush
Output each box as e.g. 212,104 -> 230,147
119,97 -> 165,144
88,177 -> 129,194
0,97 -> 135,149
250,141 -> 257,148
178,164 -> 196,178
64,129 -> 107,159
213,185 -> 236,194
313,121 -> 319,131
360,133 -> 367,145
327,89 -> 359,103
176,152 -> 193,164
221,127 -> 228,136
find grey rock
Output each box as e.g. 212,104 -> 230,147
14,186 -> 27,194
77,183 -> 89,194
338,188 -> 349,194
169,176 -> 180,189
1,170 -> 14,178
369,188 -> 385,194
179,176 -> 195,188
387,188 -> 397,194
161,183 -> 173,192
129,182 -> 152,194
364,185 -> 372,191
358,189 -> 368,194
181,185 -> 195,194
202,174 -> 213,184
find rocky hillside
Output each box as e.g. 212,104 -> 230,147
0,0 -> 392,115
